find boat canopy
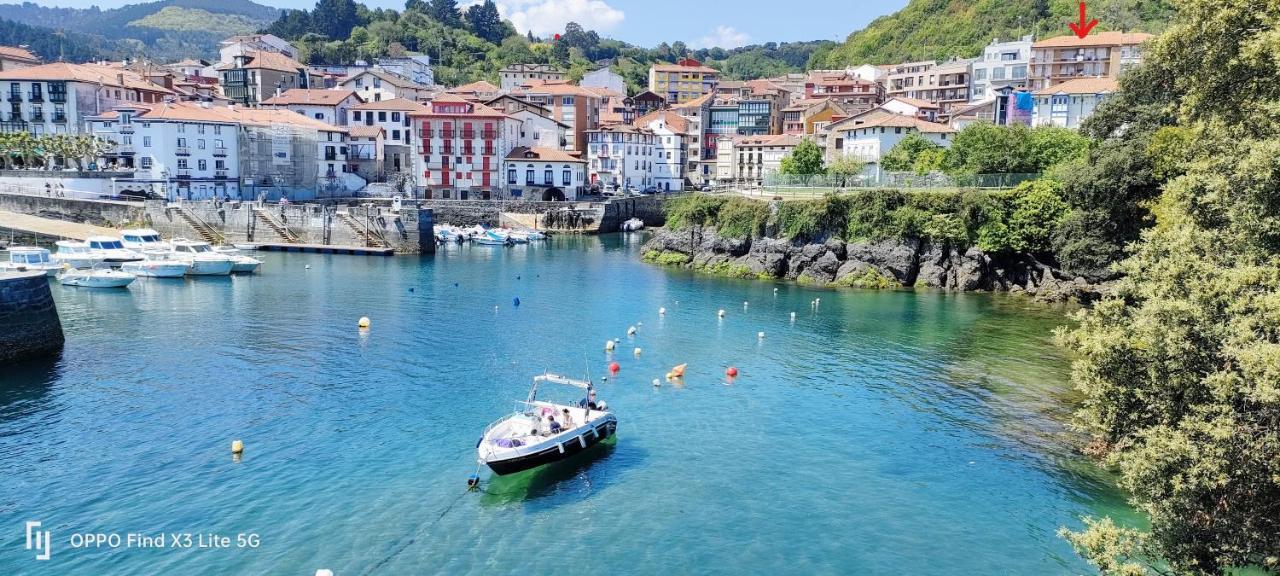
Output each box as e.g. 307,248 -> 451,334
527,372 -> 593,404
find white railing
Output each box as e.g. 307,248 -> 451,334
0,182 -> 120,201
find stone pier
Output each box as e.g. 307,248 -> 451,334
0,271 -> 64,363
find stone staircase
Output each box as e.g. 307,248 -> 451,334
252,207 -> 300,243
335,211 -> 387,247
174,206 -> 224,244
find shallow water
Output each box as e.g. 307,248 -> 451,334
0,234 -> 1137,574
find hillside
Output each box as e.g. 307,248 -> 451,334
0,17 -> 129,62
821,0 -> 1176,65
0,0 -> 279,61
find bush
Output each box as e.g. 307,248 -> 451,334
714,198 -> 771,238
775,194 -> 850,241
664,194 -> 727,229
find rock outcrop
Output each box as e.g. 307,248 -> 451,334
641,228 -> 1111,304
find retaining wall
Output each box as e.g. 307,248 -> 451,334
0,271 -> 64,363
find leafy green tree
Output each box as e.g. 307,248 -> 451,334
464,0 -> 503,44
1058,1 -> 1280,574
428,0 -> 461,26
311,0 -> 361,40
779,139 -> 825,175
881,133 -> 945,173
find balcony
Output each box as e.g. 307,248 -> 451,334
419,129 -> 434,138
481,131 -> 496,139
174,146 -> 190,156
212,146 -> 227,157
215,170 -> 229,179
49,92 -> 66,104
461,131 -> 475,139
324,154 -> 338,162
176,169 -> 191,179
27,91 -> 42,103
29,113 -> 43,122
440,130 -> 455,138
7,92 -> 20,103
116,144 -> 135,155
119,124 -> 135,134
51,114 -> 67,123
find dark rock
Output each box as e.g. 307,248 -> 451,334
845,238 -> 921,284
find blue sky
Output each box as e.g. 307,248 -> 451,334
24,0 -> 910,48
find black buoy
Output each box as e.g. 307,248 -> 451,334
453,282 -> 459,287
467,474 -> 480,489
513,297 -> 521,306
517,275 -> 522,280
408,287 -> 415,293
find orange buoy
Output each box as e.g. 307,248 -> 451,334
725,367 -> 738,377
609,361 -> 620,374
671,363 -> 687,377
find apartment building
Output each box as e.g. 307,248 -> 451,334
484,94 -> 569,150
218,51 -> 320,107
804,72 -> 882,115
671,93 -> 713,183
349,98 -> 428,175
581,67 -> 626,95
885,60 -> 937,101
511,82 -> 602,153
339,69 -> 434,103
633,110 -> 689,192
970,36 -> 1033,102
783,98 -> 848,136
0,62 -> 175,135
1032,77 -> 1118,129
219,34 -> 298,64
409,94 -> 519,199
1029,31 -> 1152,91
826,109 -> 955,174
261,88 -> 364,126
714,134 -> 800,186
499,64 -> 565,91
648,58 -> 718,105
503,146 -> 586,201
585,124 -> 658,191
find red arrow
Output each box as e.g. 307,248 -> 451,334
1068,2 -> 1099,39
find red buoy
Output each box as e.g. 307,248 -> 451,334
725,367 -> 738,377
609,361 -> 620,374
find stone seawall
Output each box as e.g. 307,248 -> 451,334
0,192 -> 146,228
0,271 -> 64,363
641,227 -> 1110,304
421,196 -> 666,233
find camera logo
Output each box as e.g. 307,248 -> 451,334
25,521 -> 51,560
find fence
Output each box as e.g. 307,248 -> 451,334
758,172 -> 1041,199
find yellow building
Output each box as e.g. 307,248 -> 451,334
648,58 -> 719,105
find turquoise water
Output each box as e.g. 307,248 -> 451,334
1,235 -> 1136,574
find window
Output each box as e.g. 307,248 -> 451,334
198,139 -> 206,150
378,112 -> 387,122
391,112 -> 400,122
177,159 -> 189,169
177,137 -> 187,147
177,124 -> 185,134
140,157 -> 152,169
392,129 -> 400,141
214,126 -> 221,135
508,168 -> 517,184
215,160 -> 226,170
974,68 -> 987,81
353,111 -> 361,121
198,124 -> 206,134
525,168 -> 534,183
314,113 -> 323,120
198,159 -> 207,170
993,68 -> 1006,81
1012,65 -> 1027,79
143,136 -> 151,147
562,169 -> 572,186
562,96 -> 574,106
543,168 -> 553,184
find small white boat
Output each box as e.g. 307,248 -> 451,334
85,235 -> 143,265
121,251 -> 190,278
51,240 -> 98,269
477,373 -> 617,476
120,228 -> 169,251
169,239 -> 235,276
212,246 -> 262,274
621,218 -> 645,232
232,243 -> 260,251
1,246 -> 62,277
473,231 -> 514,246
58,265 -> 136,288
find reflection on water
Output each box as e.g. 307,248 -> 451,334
0,235 -> 1136,575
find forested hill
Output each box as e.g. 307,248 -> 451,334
0,0 -> 280,61
819,0 -> 1177,65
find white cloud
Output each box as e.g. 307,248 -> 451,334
691,26 -> 751,49
472,0 -> 626,37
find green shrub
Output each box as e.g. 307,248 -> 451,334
714,198 -> 771,238
775,193 -> 850,241
664,195 -> 727,229
642,250 -> 691,266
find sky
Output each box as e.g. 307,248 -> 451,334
22,0 -> 911,48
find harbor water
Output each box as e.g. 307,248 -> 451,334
0,234 -> 1138,574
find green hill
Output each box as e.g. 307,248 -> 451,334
821,0 -> 1176,65
129,6 -> 265,37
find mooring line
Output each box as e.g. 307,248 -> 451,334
362,488 -> 471,575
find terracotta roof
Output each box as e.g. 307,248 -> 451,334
347,125 -> 383,138
671,93 -> 712,109
633,110 -> 689,134
732,134 -> 801,147
505,146 -> 585,163
651,63 -> 718,74
411,94 -> 507,118
745,79 -> 787,95
886,96 -> 939,109
449,80 -> 499,94
783,98 -> 831,112
581,85 -> 623,98
1034,77 -> 1119,95
830,109 -> 956,134
1033,31 -> 1153,48
515,82 -> 601,97
341,69 -> 419,89
218,50 -> 306,73
350,97 -> 428,112
168,58 -> 208,68
262,89 -> 360,106
95,101 -> 346,132
0,62 -> 174,94
0,45 -> 40,63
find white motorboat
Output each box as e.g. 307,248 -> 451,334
51,240 -> 97,269
58,265 -> 136,288
120,228 -> 169,251
212,246 -> 262,274
621,218 -> 645,232
121,251 -> 190,278
1,246 -> 62,277
473,231 -> 514,246
85,235 -> 143,265
477,373 -> 617,476
168,239 -> 235,276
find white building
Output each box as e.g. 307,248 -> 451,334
0,62 -> 176,136
261,88 -> 364,126
219,34 -> 298,64
714,134 -> 801,186
349,98 -> 427,175
339,69 -> 433,103
503,146 -> 587,201
375,55 -> 434,86
633,110 -> 689,192
1032,77 -> 1117,129
828,110 -> 956,173
499,64 -> 564,91
880,97 -> 941,122
970,36 -> 1033,102
586,124 -> 658,191
581,67 -> 626,95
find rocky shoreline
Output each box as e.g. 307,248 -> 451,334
640,227 -> 1113,304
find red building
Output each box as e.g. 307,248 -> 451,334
409,94 -> 516,199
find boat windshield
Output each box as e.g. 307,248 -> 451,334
25,252 -> 50,264
145,235 -> 162,243
90,240 -> 125,250
190,244 -> 211,253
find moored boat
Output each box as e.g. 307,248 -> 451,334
621,218 -> 645,232
58,265 -> 136,288
212,246 -> 263,274
120,228 -> 169,251
1,246 -> 62,277
51,240 -> 98,269
85,235 -> 143,265
168,239 -> 235,276
121,251 -> 190,278
477,373 -> 617,476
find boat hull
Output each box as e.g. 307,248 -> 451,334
187,259 -> 235,276
122,262 -> 190,278
485,417 -> 617,476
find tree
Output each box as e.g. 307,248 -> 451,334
779,139 -> 825,175
311,0 -> 361,40
881,133 -> 945,174
1058,0 -> 1280,573
464,0 -> 503,44
428,0 -> 461,26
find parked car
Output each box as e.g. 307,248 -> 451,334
641,186 -> 658,194
698,183 -> 713,192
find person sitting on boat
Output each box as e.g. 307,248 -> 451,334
561,408 -> 576,429
546,414 -> 563,435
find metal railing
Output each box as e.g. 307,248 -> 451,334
761,171 -> 1041,193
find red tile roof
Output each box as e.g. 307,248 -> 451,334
1033,77 -> 1119,95
1033,31 -> 1153,48
505,146 -> 585,163
0,62 -> 173,94
0,45 -> 40,64
262,89 -> 360,106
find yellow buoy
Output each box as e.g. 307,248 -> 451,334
358,316 -> 371,328
231,440 -> 244,454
